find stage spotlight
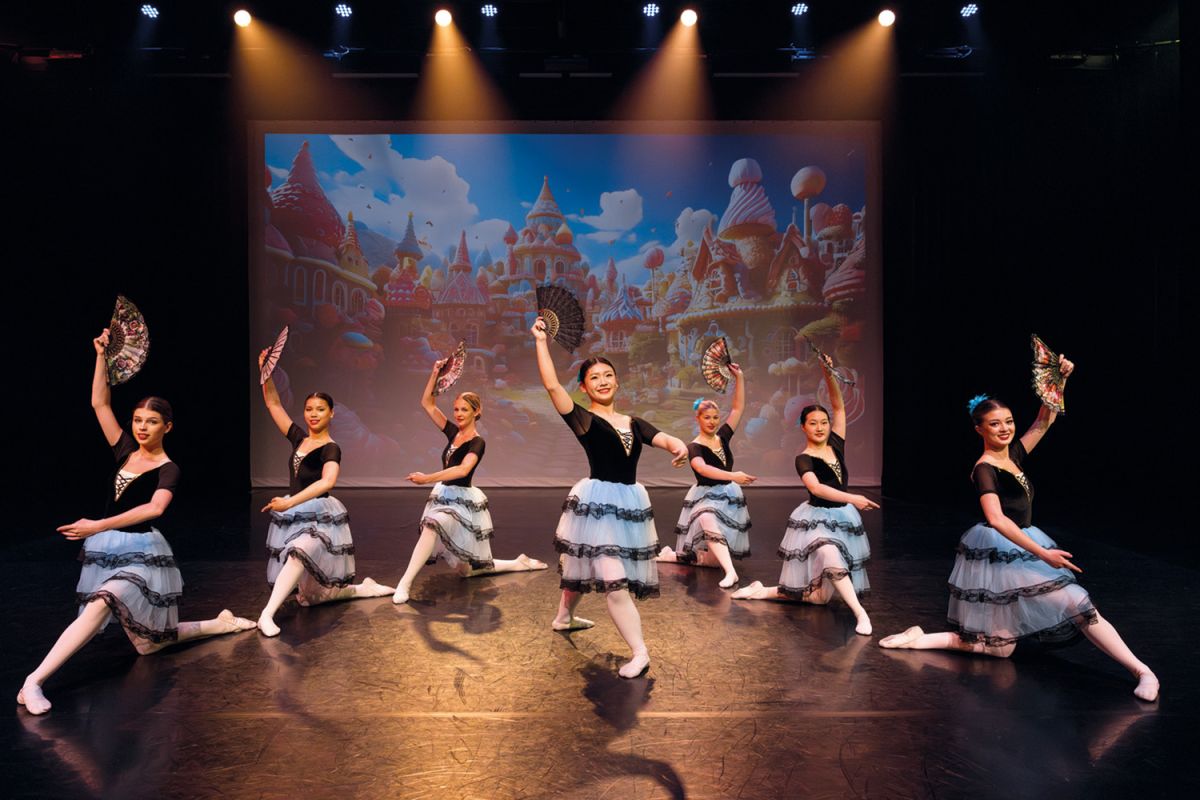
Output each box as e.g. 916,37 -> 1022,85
791,3 -> 809,15
681,8 -> 698,27
960,4 -> 978,17
878,9 -> 895,27
234,9 -> 252,27
335,3 -> 352,18
482,3 -> 498,16
435,8 -> 452,27
643,3 -> 660,17
140,4 -> 159,18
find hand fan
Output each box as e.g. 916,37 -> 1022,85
803,336 -> 856,386
535,285 -> 585,353
105,295 -> 150,386
433,340 -> 467,396
259,326 -> 289,385
701,337 -> 733,393
1030,334 -> 1066,414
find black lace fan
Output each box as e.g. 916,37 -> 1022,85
105,295 -> 150,386
259,326 -> 289,385
701,337 -> 733,393
803,336 -> 856,386
536,285 -> 585,353
1030,334 -> 1066,414
434,340 -> 467,396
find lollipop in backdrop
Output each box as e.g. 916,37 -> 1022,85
104,295 -> 150,386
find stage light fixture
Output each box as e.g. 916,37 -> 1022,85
482,4 -> 498,16
335,3 -> 352,18
234,9 -> 252,27
960,4 -> 978,16
435,8 -> 452,27
791,3 -> 809,15
681,8 -> 698,27
643,4 -> 660,17
878,9 -> 895,27
140,4 -> 159,19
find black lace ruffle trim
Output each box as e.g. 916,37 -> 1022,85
786,517 -> 865,536
421,509 -> 494,541
559,577 -> 660,599
267,527 -> 356,562
422,518 -> 495,571
947,575 -> 1082,606
950,607 -> 1099,647
955,543 -> 1042,564
427,493 -> 490,513
674,507 -> 752,536
77,571 -> 182,610
555,538 -> 661,561
778,569 -> 870,601
674,531 -> 750,562
270,509 -> 350,527
272,548 -> 355,588
79,551 -> 178,569
777,537 -> 869,570
680,490 -> 748,510
87,589 -> 179,643
562,496 -> 654,523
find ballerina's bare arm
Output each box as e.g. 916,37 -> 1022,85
407,452 -> 478,486
819,359 -> 848,440
58,488 -> 175,539
420,358 -> 450,430
651,431 -> 690,467
726,363 -> 747,432
800,471 -> 878,510
1021,355 -> 1074,454
531,317 -> 574,415
690,455 -> 756,485
978,492 -> 1080,572
91,329 -> 122,446
262,460 -> 340,513
258,348 -> 296,437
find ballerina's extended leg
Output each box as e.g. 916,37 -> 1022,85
551,588 -> 594,631
393,526 -> 438,604
18,599 -> 112,715
468,554 -> 548,576
1080,614 -> 1159,701
258,556 -> 306,637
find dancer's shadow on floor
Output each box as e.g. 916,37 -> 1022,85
534,658 -> 685,799
393,575 -> 503,662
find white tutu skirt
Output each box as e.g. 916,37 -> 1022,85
421,483 -> 495,571
266,496 -> 356,591
555,478 -> 660,599
77,528 -> 183,644
948,523 -> 1097,646
777,502 -> 870,603
673,483 -> 751,561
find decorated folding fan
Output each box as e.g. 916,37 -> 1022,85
701,337 -> 734,394
535,285 -> 585,353
433,340 -> 467,396
259,326 -> 289,386
803,336 -> 857,386
1030,333 -> 1066,414
104,295 -> 150,386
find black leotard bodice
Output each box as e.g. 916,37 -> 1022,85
688,423 -> 735,486
286,423 -> 341,497
972,439 -> 1034,528
105,431 -> 181,532
794,431 -> 849,509
439,420 -> 485,487
561,403 -> 661,485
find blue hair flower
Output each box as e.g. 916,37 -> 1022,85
693,397 -> 704,411
966,393 -> 991,415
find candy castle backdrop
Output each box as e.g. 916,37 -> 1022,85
250,125 -> 881,486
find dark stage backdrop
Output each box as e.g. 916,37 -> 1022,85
249,123 -> 883,486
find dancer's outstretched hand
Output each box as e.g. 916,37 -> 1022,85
261,496 -> 292,513
57,519 -> 104,539
406,471 -> 431,485
257,348 -> 269,368
93,329 -> 110,355
851,495 -> 880,511
1059,355 -> 1075,381
731,471 -> 757,485
530,317 -> 548,341
1041,548 -> 1081,573
431,357 -> 447,374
